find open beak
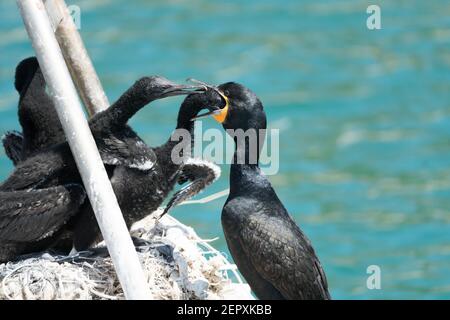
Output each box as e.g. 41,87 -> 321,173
192,93 -> 229,123
161,84 -> 206,97
187,78 -> 230,123
211,93 -> 229,123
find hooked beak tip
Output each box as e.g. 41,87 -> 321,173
162,84 -> 205,97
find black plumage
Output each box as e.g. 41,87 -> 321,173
71,91 -> 222,250
12,57 -> 65,159
0,58 -> 220,262
2,57 -> 64,167
2,131 -> 22,166
0,185 -> 86,263
195,82 -> 331,300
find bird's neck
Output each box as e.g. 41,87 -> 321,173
175,108 -> 196,132
17,66 -> 46,97
19,71 -> 65,152
154,104 -> 198,179
229,131 -> 265,195
170,95 -> 205,150
162,112 -> 196,156
104,79 -> 153,128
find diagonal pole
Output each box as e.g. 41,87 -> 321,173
43,0 -> 109,116
16,0 -> 152,300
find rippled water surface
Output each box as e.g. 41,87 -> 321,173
1,0 -> 449,299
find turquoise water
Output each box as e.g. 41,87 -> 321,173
1,0 -> 450,299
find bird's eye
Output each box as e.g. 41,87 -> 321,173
224,90 -> 230,96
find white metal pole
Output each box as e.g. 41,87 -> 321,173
43,0 -> 110,116
17,0 -> 152,300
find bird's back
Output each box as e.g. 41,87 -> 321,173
222,169 -> 330,300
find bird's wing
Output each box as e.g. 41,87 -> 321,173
0,184 -> 85,242
159,158 -> 221,217
232,205 -> 330,300
96,128 -> 157,171
0,144 -> 73,191
2,131 -> 23,165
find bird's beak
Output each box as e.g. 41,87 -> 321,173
161,84 -> 205,97
191,91 -> 229,123
191,108 -> 224,121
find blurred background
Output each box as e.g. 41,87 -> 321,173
1,0 -> 450,299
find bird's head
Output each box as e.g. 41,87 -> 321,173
142,75 -> 204,101
177,84 -> 225,125
191,81 -> 266,132
14,57 -> 44,96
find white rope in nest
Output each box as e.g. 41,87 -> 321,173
0,204 -> 254,300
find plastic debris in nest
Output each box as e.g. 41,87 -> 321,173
0,211 -> 254,300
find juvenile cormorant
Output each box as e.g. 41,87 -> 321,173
0,185 -> 86,263
71,89 -> 222,250
0,71 -> 219,261
191,83 -> 331,300
2,57 -> 65,163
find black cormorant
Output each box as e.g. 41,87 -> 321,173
2,57 -> 65,163
70,90 -> 222,250
191,83 -> 331,300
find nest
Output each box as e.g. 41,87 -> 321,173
0,212 -> 253,300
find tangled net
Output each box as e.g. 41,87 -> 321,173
0,212 -> 253,300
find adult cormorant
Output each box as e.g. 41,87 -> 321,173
191,83 -> 331,300
0,67 -> 219,261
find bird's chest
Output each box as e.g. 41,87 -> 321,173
221,196 -> 273,245
111,166 -> 168,221
221,200 -> 254,240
